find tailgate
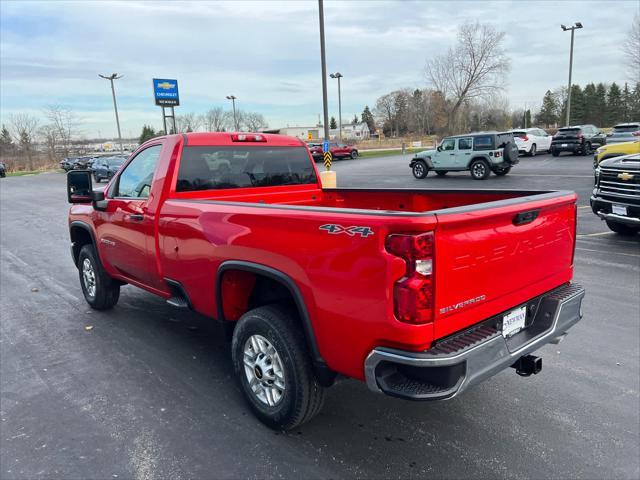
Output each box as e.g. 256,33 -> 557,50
432,192 -> 577,339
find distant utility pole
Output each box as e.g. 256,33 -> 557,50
561,22 -> 583,127
99,73 -> 124,153
330,72 -> 343,140
318,0 -> 330,142
226,95 -> 238,131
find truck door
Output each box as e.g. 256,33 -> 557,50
97,144 -> 163,288
457,137 -> 473,168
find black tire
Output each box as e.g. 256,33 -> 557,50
551,149 -> 560,157
78,244 -> 120,310
469,159 -> 490,180
583,142 -> 592,156
350,150 -> 358,159
412,161 -> 429,179
435,171 -> 448,177
231,305 -> 325,430
528,144 -> 537,157
494,166 -> 511,176
93,173 -> 101,183
606,221 -> 639,236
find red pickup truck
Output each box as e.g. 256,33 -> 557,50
308,142 -> 358,161
67,132 -> 584,430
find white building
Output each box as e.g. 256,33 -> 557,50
261,126 -> 322,141
329,122 -> 370,140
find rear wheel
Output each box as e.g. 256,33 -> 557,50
606,221 -> 639,236
551,149 -> 560,157
231,305 -> 325,430
583,142 -> 592,156
93,173 -> 101,183
528,144 -> 537,157
494,166 -> 511,176
412,161 -> 428,179
78,244 -> 120,310
435,171 -> 448,177
469,159 -> 490,180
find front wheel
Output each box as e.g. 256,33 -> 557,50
350,150 -> 358,159
469,159 -> 490,180
232,305 -> 325,430
78,245 -> 120,310
606,221 -> 639,236
412,161 -> 429,179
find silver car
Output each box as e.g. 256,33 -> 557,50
607,122 -> 640,144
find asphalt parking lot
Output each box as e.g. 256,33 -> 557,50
1,152 -> 639,479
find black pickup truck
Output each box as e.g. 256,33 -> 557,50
591,153 -> 640,235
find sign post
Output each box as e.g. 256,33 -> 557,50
320,139 -> 335,187
152,79 -> 179,134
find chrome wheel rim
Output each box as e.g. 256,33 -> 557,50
473,163 -> 485,177
82,258 -> 96,298
243,334 -> 286,407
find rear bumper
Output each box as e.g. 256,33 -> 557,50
552,142 -> 582,153
364,283 -> 585,401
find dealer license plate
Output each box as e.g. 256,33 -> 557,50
561,143 -> 568,147
502,306 -> 527,338
612,204 -> 627,216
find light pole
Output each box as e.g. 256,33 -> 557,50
318,0 -> 330,145
99,73 -> 124,153
561,22 -> 583,127
329,72 -> 343,141
226,95 -> 238,131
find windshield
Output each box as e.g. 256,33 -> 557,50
176,146 -> 317,192
511,131 -> 527,138
559,128 -> 580,133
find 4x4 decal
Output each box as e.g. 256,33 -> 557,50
319,224 -> 374,237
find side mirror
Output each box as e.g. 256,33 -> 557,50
437,145 -> 442,152
67,170 -> 92,203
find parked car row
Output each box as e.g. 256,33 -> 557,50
60,154 -> 128,182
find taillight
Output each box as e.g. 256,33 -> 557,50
495,151 -> 502,157
632,131 -> 640,137
577,134 -> 584,140
522,135 -> 529,141
385,232 -> 434,325
231,134 -> 267,142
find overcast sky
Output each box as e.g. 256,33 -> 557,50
1,0 -> 638,138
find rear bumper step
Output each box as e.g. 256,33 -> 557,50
364,283 -> 585,401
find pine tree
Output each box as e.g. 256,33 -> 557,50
0,124 -> 13,155
361,106 -> 375,133
606,83 -> 623,126
568,85 -> 585,124
537,90 -> 558,127
329,116 -> 337,130
582,83 -> 597,125
630,82 -> 640,121
138,125 -> 157,144
621,83 -> 632,121
523,109 -> 532,128
594,83 -> 607,127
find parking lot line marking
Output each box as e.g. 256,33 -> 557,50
509,174 -> 593,178
577,231 -> 613,237
577,205 -> 591,209
575,247 -> 640,258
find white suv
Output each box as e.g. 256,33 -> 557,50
511,128 -> 552,156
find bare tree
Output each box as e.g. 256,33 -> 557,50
176,112 -> 202,133
43,105 -> 77,157
39,124 -> 58,161
204,107 -> 231,131
243,112 -> 268,132
624,14 -> 640,83
425,21 -> 510,133
9,113 -> 39,170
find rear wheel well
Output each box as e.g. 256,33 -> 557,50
70,225 -> 94,267
217,265 -> 336,386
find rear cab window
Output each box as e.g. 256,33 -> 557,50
613,124 -> 640,133
176,146 -> 317,192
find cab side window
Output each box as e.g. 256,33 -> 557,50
458,138 -> 472,150
473,136 -> 493,150
115,145 -> 162,198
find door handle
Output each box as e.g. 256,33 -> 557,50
513,210 -> 539,226
129,214 -> 144,221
